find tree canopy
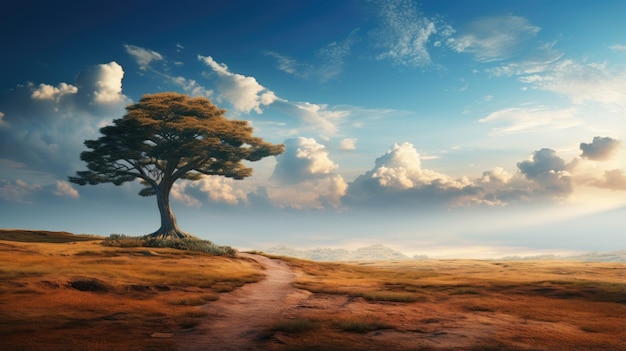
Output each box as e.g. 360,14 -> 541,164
70,92 -> 284,239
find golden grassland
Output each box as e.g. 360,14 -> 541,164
0,230 -> 264,350
265,255 -> 626,351
0,230 -> 624,351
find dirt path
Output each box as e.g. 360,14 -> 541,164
183,253 -> 304,351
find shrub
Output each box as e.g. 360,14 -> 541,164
102,234 -> 237,256
102,234 -> 145,248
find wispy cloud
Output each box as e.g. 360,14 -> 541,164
479,106 -> 581,134
370,0 -> 448,67
54,180 -> 79,198
609,43 -> 626,52
124,44 -> 164,70
518,60 -> 626,110
449,15 -> 540,62
265,29 -> 359,82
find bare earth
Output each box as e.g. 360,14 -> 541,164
184,253 -> 309,350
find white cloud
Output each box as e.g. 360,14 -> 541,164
369,142 -> 469,189
273,137 -> 339,183
481,167 -> 513,184
199,55 -> 278,113
371,0 -> 443,67
518,60 -> 626,110
171,76 -> 213,98
124,44 -> 164,70
340,138 -> 357,151
92,62 -> 126,104
31,82 -> 77,101
609,44 -> 626,52
171,181 -> 202,207
592,169 -> 626,191
345,142 -> 481,209
0,179 -> 41,204
479,106 -> 580,134
74,62 -> 129,105
54,180 -> 79,198
449,15 -> 540,62
193,176 -> 248,205
288,101 -> 348,135
0,112 -> 6,127
270,137 -> 347,208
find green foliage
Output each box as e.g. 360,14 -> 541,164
102,234 -> 236,256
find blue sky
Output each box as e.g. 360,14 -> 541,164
1,0 -> 625,258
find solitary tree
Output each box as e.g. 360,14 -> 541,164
69,92 -> 284,240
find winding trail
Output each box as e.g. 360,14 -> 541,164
183,253 -> 303,351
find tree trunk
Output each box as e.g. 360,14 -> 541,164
146,182 -> 195,240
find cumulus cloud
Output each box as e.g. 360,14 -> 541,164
75,61 -> 129,105
192,176 -> 248,205
480,167 -> 513,184
271,137 -> 347,208
479,106 -> 580,134
31,83 -> 77,101
340,138 -> 357,151
449,15 -> 540,62
273,137 -> 340,184
171,176 -> 250,207
345,142 -> 480,208
517,148 -> 572,196
54,180 -> 79,198
592,169 -> 626,191
579,136 -> 621,161
198,55 -> 278,114
0,63 -> 128,186
124,44 -> 164,70
370,0 -> 446,67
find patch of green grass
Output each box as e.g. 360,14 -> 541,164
332,317 -> 393,333
270,318 -> 321,333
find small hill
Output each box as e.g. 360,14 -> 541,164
0,229 -> 102,243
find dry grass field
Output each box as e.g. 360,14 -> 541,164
266,256 -> 625,350
0,229 -> 624,350
0,230 -> 264,350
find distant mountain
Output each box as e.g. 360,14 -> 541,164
263,244 -> 412,262
262,245 -> 626,262
502,250 -> 626,262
